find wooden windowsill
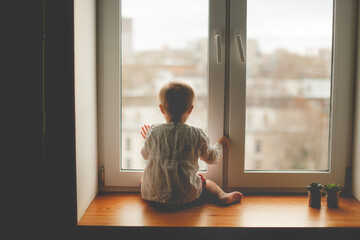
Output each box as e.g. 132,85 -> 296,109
78,193 -> 360,228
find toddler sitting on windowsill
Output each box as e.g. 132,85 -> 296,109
140,82 -> 243,207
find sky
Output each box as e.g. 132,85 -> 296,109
122,0 -> 333,54
122,0 -> 208,51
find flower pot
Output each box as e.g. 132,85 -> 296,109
326,191 -> 340,208
308,190 -> 322,208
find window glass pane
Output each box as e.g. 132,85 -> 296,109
121,0 -> 208,170
245,0 -> 333,171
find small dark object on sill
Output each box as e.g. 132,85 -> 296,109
306,182 -> 323,208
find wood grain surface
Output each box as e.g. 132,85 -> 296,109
78,193 -> 360,228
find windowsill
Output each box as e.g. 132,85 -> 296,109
78,193 -> 360,228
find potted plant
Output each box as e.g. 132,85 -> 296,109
324,183 -> 341,208
306,182 -> 323,208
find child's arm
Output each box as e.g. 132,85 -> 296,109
141,145 -> 149,160
199,131 -> 229,164
140,124 -> 151,160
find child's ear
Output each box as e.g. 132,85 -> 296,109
187,105 -> 194,115
159,104 -> 165,114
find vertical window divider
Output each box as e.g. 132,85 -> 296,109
206,0 -> 227,187
223,0 -> 231,192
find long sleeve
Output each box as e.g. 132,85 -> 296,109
141,144 -> 149,160
198,130 -> 223,164
141,128 -> 152,160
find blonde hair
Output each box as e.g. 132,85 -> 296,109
159,82 -> 195,122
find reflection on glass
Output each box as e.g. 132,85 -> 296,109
245,0 -> 333,171
121,0 -> 208,170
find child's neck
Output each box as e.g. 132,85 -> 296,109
167,120 -> 185,124
165,115 -> 187,124
166,118 -> 186,124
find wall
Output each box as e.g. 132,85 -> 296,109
41,0 -> 77,236
5,0 -> 43,237
353,4 -> 360,201
74,0 -> 98,221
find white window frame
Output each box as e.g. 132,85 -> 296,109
97,0 -> 226,188
227,0 -> 357,191
98,0 -> 356,191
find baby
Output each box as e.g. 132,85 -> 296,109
140,82 -> 243,206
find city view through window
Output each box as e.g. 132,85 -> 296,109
245,0 -> 333,171
120,0 -> 333,172
121,0 -> 208,170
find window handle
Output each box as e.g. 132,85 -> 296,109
235,33 -> 246,63
214,31 -> 222,64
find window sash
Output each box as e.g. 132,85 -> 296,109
227,0 -> 357,189
98,0 -> 226,188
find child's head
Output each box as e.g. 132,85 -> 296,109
158,82 -> 195,123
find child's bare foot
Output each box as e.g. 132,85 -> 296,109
218,192 -> 243,205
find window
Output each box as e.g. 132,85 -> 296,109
120,0 -> 209,171
228,0 -> 356,189
98,0 -> 225,187
126,158 -> 131,169
98,0 -> 355,190
125,138 -> 131,151
245,0 -> 332,171
255,140 -> 261,154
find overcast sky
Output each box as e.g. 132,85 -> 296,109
122,0 -> 333,54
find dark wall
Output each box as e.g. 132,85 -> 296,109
3,0 -> 45,237
5,0 -> 76,238
42,0 -> 77,237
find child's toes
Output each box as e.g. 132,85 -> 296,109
231,192 -> 242,203
220,192 -> 242,205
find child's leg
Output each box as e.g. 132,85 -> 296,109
205,179 -> 243,205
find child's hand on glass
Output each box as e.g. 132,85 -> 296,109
218,136 -> 230,151
140,124 -> 151,139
